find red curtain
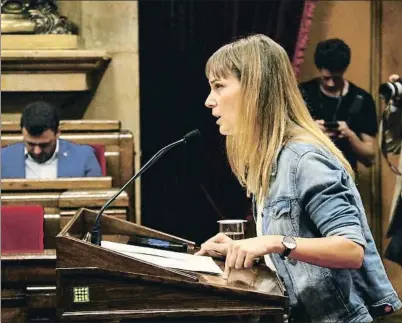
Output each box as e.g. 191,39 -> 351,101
292,0 -> 318,79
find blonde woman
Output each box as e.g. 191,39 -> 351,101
196,34 -> 401,322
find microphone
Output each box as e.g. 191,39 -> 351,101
88,129 -> 201,245
183,129 -> 200,143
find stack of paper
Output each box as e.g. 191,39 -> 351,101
101,240 -> 223,275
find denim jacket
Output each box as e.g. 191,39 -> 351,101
253,142 -> 401,323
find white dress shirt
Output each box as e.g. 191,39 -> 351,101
25,140 -> 59,179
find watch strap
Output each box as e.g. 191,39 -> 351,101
280,236 -> 296,259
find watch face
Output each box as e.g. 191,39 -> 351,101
283,236 -> 296,249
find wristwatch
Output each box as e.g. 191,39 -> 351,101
280,236 -> 297,259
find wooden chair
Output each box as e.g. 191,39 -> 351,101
89,143 -> 107,175
1,179 -> 129,249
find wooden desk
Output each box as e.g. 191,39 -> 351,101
2,250 -> 57,323
2,120 -> 120,133
1,249 -> 286,323
54,209 -> 288,323
1,205 -> 288,323
1,177 -> 112,191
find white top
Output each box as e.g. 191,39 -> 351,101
319,80 -> 350,97
25,140 -> 59,179
256,199 -> 277,272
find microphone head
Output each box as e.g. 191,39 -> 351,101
183,129 -> 201,143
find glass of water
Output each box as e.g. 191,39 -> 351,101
218,219 -> 247,240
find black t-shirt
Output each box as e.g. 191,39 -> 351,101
299,78 -> 378,171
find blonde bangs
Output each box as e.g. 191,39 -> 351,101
205,44 -> 237,80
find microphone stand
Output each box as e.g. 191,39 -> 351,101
87,129 -> 200,245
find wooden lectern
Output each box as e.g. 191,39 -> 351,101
56,208 -> 288,323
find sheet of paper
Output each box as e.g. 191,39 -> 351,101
101,240 -> 223,275
263,254 -> 277,272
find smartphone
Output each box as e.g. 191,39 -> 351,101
128,235 -> 188,253
324,121 -> 339,130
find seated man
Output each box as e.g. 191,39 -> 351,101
1,101 -> 102,179
299,38 -> 377,174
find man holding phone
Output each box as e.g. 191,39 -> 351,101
300,39 -> 377,173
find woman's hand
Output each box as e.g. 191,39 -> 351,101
196,234 -> 284,279
194,233 -> 234,257
224,236 -> 281,277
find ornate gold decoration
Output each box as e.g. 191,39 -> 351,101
1,0 -> 30,14
1,0 -> 77,34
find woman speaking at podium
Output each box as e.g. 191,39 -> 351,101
196,34 -> 401,322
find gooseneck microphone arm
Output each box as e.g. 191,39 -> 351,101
90,129 -> 200,245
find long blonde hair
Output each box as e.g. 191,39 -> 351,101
206,34 -> 354,199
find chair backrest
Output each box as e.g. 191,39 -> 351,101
89,144 -> 107,176
1,204 -> 44,253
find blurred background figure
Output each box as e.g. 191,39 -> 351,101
299,38 -> 377,176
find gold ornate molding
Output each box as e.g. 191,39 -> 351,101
1,12 -> 35,33
1,0 -> 77,34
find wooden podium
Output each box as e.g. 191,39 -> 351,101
56,208 -> 288,323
